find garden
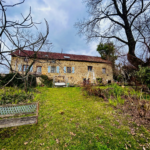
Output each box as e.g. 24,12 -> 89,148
0,84 -> 150,150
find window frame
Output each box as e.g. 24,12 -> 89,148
23,65 -> 29,72
102,68 -> 106,74
36,66 -> 42,74
88,66 -> 93,71
67,67 -> 71,73
51,66 -> 56,73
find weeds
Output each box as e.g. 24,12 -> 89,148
108,96 -> 124,107
109,99 -> 118,107
82,83 -> 150,119
83,84 -> 127,106
0,87 -> 34,105
82,84 -> 105,99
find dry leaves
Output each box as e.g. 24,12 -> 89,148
96,136 -> 99,141
60,111 -> 64,115
56,139 -> 59,144
11,127 -> 17,131
130,129 -> 136,136
125,144 -> 128,149
51,132 -> 54,136
69,132 -> 76,136
24,142 -> 28,145
143,147 -> 146,150
99,125 -> 104,129
44,124 -> 48,128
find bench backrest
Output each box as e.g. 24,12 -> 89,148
0,103 -> 38,118
0,102 -> 39,128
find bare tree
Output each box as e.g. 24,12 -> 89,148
0,0 -> 50,90
75,0 -> 150,68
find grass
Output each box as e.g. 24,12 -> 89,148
0,87 -> 150,150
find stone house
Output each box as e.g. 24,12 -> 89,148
11,50 -> 113,85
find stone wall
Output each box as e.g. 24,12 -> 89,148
11,56 -> 113,85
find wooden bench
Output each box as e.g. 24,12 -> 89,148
55,82 -> 66,87
0,102 -> 39,128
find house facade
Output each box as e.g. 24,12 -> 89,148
11,50 -> 113,85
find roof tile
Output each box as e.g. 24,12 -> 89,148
11,50 -> 111,63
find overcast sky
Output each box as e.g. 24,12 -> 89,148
5,0 -> 100,56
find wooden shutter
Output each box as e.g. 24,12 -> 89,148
57,66 -> 59,73
64,66 -> 66,73
48,66 -> 51,73
72,67 -> 75,73
18,64 -> 22,71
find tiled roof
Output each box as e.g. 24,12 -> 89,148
11,50 -> 111,63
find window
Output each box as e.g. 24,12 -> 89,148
67,67 -> 71,73
48,66 -> 59,73
102,68 -> 106,74
51,60 -> 56,63
24,58 -> 28,62
37,66 -> 42,74
18,64 -> 22,72
88,66 -> 93,71
64,56 -> 70,59
64,66 -> 74,73
108,80 -> 111,84
51,66 -> 56,73
23,65 -> 29,72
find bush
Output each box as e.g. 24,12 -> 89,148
108,83 -> 125,97
28,74 -> 36,87
40,75 -> 53,87
83,84 -> 131,106
0,73 -> 36,88
82,84 -> 105,98
134,66 -> 150,89
96,78 -> 102,83
0,88 -> 34,105
0,73 -> 23,87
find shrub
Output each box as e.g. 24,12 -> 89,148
82,84 -> 105,98
0,73 -> 23,87
117,74 -> 124,82
107,83 -> 125,97
0,88 -> 34,105
134,66 -> 150,89
28,74 -> 36,87
0,73 -> 36,88
96,78 -> 102,83
40,75 -> 53,87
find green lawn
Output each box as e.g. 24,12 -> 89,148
0,87 -> 150,150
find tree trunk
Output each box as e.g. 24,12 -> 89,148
127,53 -> 145,68
124,20 -> 145,68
